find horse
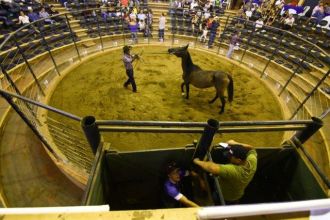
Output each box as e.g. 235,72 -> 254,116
168,44 -> 234,114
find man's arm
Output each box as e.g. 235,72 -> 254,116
193,158 -> 220,175
227,139 -> 253,150
178,195 -> 199,207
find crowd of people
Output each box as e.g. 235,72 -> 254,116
0,0 -> 60,30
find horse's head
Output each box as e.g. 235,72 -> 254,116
168,44 -> 189,57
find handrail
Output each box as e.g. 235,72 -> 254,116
96,119 -> 313,126
0,89 -> 81,121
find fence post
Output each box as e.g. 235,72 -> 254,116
37,25 -> 60,75
290,70 -> 330,119
192,119 -> 220,160
65,14 -> 81,61
81,116 -> 101,155
13,35 -> 45,96
260,32 -> 286,78
278,46 -> 314,96
96,9 -> 104,51
290,117 -> 323,144
0,89 -> 57,157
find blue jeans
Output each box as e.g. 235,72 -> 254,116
208,32 -> 216,47
124,69 -> 137,92
159,29 -> 164,39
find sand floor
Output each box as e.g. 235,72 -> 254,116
48,45 -> 284,151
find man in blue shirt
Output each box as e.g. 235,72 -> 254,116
162,161 -> 200,208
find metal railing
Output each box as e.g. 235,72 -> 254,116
0,7 -> 329,179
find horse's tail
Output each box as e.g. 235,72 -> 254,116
227,74 -> 234,102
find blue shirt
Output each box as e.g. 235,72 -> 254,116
164,169 -> 188,200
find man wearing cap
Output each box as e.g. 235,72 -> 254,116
122,45 -> 139,92
207,16 -> 220,49
162,162 -> 200,208
193,139 -> 257,204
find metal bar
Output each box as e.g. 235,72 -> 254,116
98,126 -> 306,133
278,46 -> 314,96
96,119 -> 312,126
290,70 -> 330,119
240,22 -> 256,63
292,136 -> 330,188
319,108 -> 330,119
207,151 -> 226,205
96,9 -> 104,51
0,63 -> 24,97
0,89 -> 81,121
65,14 -> 81,61
0,90 -> 58,159
36,26 -> 60,75
193,119 -> 219,160
260,32 -> 286,78
81,116 -> 100,155
13,35 -> 45,96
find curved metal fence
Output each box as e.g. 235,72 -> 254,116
0,7 -> 329,178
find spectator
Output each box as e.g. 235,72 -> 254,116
208,16 -> 220,48
311,2 -> 325,24
226,31 -> 240,59
162,161 -> 200,208
199,25 -> 208,43
129,18 -> 138,43
255,17 -> 264,31
193,140 -> 257,204
18,11 -> 30,25
138,19 -> 145,32
28,8 -> 40,22
39,7 -> 54,24
283,13 -> 295,30
158,13 -> 166,42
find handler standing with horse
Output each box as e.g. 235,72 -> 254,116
123,45 -> 139,93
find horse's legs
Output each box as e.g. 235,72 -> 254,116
209,93 -> 218,104
219,96 -> 226,114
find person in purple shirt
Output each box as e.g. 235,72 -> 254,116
226,31 -> 241,59
28,9 -> 40,22
122,45 -> 139,92
162,161 -> 200,208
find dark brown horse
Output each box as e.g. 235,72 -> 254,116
168,44 -> 234,114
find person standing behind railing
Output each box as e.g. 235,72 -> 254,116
129,18 -> 139,43
159,13 -> 166,42
193,139 -> 257,204
226,30 -> 240,59
207,16 -> 220,49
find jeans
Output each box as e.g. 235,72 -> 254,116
159,29 -> 164,40
208,32 -> 216,47
226,44 -> 235,58
124,69 -> 137,92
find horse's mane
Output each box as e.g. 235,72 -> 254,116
186,51 -> 201,73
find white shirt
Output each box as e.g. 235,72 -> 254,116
19,15 -> 30,24
255,20 -> 264,28
159,16 -> 166,29
284,17 -> 295,26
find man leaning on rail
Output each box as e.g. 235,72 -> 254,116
193,140 -> 257,204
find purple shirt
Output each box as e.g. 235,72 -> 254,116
164,169 -> 188,200
230,34 -> 239,45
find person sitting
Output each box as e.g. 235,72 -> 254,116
18,11 -> 30,25
39,7 -> 54,24
193,139 -> 257,204
255,17 -> 264,31
311,2 -> 325,24
283,13 -> 295,30
162,161 -> 200,208
27,8 -> 40,22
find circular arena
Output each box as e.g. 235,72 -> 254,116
0,0 -> 329,218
